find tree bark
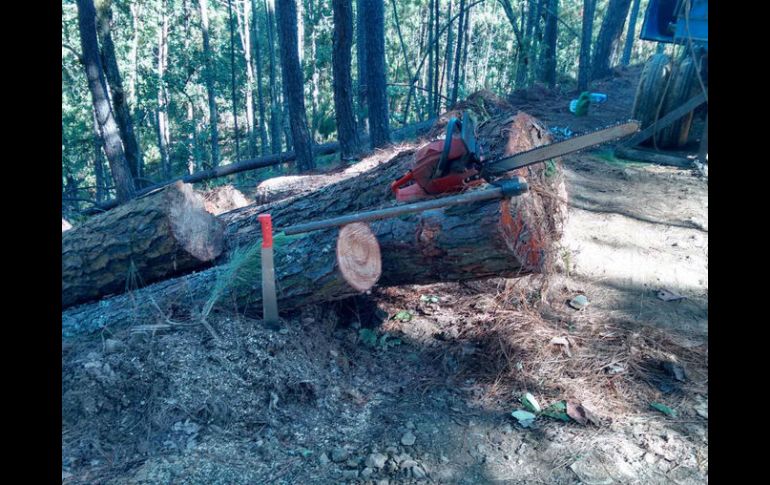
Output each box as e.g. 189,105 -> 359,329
540,0 -> 558,88
91,107 -> 107,202
94,0 -> 143,182
250,0 -> 270,156
577,0 -> 596,91
332,0 -> 362,160
449,0 -> 466,107
264,0 -> 282,154
62,181 -> 224,309
621,0 -> 642,66
76,0 -> 136,202
362,0 -> 391,149
156,0 -> 171,179
275,0 -> 315,171
591,0 -> 632,79
63,221 -> 382,337
199,0 -> 221,168
355,0 -> 368,132
228,0 -> 242,160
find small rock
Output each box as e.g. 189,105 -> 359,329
401,431 -> 416,446
440,455 -> 449,463
331,447 -> 349,463
376,480 -> 389,485
569,294 -> 589,310
341,469 -> 358,479
395,453 -> 412,463
366,453 -> 388,469
104,338 -> 124,354
412,465 -> 427,480
319,452 -> 330,466
406,420 -> 415,430
361,467 -> 374,479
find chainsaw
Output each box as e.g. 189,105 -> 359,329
391,112 -> 640,202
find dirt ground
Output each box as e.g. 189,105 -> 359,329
62,67 -> 708,484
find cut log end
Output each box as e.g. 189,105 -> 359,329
168,181 -> 225,262
336,222 -> 382,292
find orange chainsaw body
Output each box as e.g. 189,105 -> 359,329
391,116 -> 482,202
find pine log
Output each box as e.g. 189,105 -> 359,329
62,112 -> 567,337
220,112 -> 567,257
62,221 -> 382,337
62,181 -> 224,308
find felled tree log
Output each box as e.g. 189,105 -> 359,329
201,185 -> 252,215
220,112 -> 567,257
62,221 -> 382,337
62,112 -> 567,336
62,181 -> 224,308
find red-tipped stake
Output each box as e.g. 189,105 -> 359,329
258,214 -> 280,327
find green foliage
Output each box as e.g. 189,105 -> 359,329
393,310 -> 412,322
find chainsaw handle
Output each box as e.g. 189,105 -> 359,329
391,171 -> 414,194
436,117 -> 462,177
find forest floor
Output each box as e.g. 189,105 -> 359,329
62,66 -> 708,484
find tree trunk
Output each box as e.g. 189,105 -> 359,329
577,0 -> 596,91
200,0 -> 221,168
362,0 -> 391,149
62,181 -> 224,309
332,0 -> 362,160
621,0 -> 642,66
433,0 -> 440,115
264,0 -> 282,154
540,0 -> 558,88
157,0 -> 171,179
91,107 -> 107,202
441,0 -> 453,107
449,0 -> 466,107
275,0 -> 314,171
228,0 -> 242,160
355,0 -> 368,132
63,113 -> 566,337
591,0 -> 632,79
76,0 -> 136,202
95,0 -> 143,182
427,0 -> 434,116
238,0 -> 257,158
63,221 -> 383,337
251,0 -> 270,156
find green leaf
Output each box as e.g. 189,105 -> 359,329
520,393 -> 541,413
650,402 -> 678,417
541,401 -> 570,422
393,310 -> 412,322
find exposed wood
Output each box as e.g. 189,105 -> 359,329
62,181 -> 224,308
62,219 -> 73,232
336,222 -> 382,291
201,185 -> 253,215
